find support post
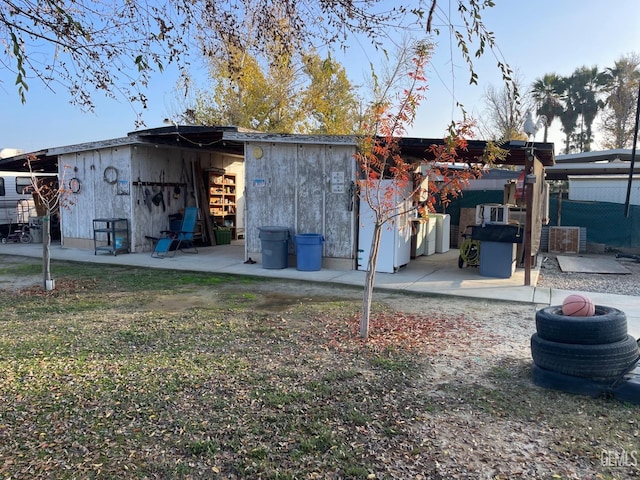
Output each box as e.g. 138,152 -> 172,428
524,150 -> 534,286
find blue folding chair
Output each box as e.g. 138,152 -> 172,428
151,207 -> 199,258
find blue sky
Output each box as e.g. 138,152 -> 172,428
2,0 -> 639,154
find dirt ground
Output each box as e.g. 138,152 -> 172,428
2,256 -> 638,478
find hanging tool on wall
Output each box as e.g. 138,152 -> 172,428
348,181 -> 355,211
144,188 -> 153,212
136,176 -> 142,206
153,171 -> 165,212
165,169 -> 171,207
180,158 -> 193,208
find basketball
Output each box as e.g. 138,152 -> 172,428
562,294 -> 595,317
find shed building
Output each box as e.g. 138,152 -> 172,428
0,126 -> 555,279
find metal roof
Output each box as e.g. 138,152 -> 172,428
398,138 -> 555,167
545,149 -> 638,180
0,125 -> 556,172
554,148 -> 633,164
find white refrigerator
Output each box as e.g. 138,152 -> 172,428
357,180 -> 412,273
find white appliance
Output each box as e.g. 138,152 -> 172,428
432,213 -> 451,253
357,180 -> 412,273
424,216 -> 437,255
475,204 -> 510,225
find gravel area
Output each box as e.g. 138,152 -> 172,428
537,252 -> 640,296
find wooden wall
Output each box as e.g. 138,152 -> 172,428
59,145 -> 207,252
244,141 -> 356,268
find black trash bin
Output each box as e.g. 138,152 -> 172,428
259,226 -> 290,269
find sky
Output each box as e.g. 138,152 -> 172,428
2,0 -> 639,155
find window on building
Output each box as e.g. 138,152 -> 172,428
15,177 -> 33,194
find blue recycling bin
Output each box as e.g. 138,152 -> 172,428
295,233 -> 324,271
259,226 -> 290,269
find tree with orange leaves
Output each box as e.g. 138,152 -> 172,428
355,41 -> 501,339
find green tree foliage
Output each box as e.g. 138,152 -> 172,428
0,0 -> 411,121
2,1 -> 517,129
531,74 -> 564,143
534,58 -> 639,153
0,0 -> 186,122
183,50 -> 360,134
600,54 -> 640,149
568,66 -> 606,152
555,75 -> 581,154
183,46 -> 303,132
300,54 -> 362,134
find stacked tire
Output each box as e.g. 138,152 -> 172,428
531,305 -> 639,383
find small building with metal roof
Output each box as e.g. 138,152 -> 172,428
0,126 -> 554,277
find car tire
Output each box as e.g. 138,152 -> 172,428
535,305 -> 628,345
530,333 -> 639,381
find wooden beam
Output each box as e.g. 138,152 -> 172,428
524,151 -> 534,286
194,161 -> 216,246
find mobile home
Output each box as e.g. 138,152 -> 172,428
0,171 -> 57,232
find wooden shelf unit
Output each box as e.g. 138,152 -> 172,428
208,172 -> 237,238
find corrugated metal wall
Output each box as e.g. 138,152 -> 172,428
569,176 -> 640,205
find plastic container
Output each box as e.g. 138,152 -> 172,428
214,229 -> 232,245
259,226 -> 290,269
29,225 -> 43,243
295,233 -> 324,271
479,240 -> 516,278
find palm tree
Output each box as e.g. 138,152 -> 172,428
531,74 -> 563,143
600,54 -> 640,148
556,75 -> 579,153
568,66 -> 606,152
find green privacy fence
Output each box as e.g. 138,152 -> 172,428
547,199 -> 640,248
440,191 -> 640,249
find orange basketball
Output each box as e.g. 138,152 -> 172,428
562,294 -> 595,317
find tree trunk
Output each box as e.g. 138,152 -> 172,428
360,222 -> 382,338
42,213 -> 54,291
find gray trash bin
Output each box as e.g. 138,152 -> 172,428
29,225 -> 43,243
259,226 -> 290,269
29,217 -> 43,243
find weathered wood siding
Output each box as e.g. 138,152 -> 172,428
59,146 -> 134,249
244,141 -> 356,263
59,143 -> 247,253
